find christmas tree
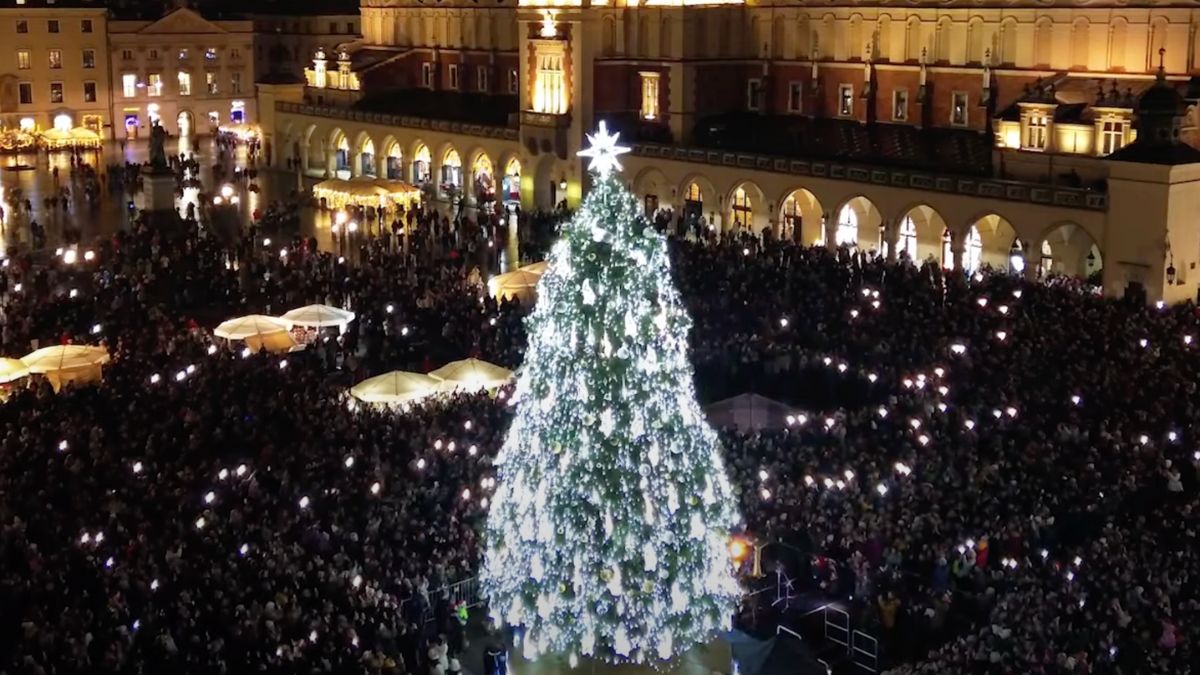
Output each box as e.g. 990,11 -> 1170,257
481,123 -> 742,666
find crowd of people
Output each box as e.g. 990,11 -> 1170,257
1,139 -> 1197,675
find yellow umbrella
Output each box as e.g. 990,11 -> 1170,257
428,358 -> 514,391
214,314 -> 293,340
350,370 -> 440,404
280,304 -> 356,329
21,345 -> 111,392
487,269 -> 542,304
244,331 -> 298,354
519,260 -> 549,275
0,357 -> 31,384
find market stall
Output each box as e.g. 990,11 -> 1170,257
0,357 -> 30,384
429,358 -> 514,392
218,123 -> 261,143
244,331 -> 298,354
280,304 -> 356,330
214,314 -> 293,341
21,345 -> 110,392
38,127 -> 102,152
519,260 -> 549,275
487,269 -> 542,304
349,370 -> 440,405
312,177 -> 421,212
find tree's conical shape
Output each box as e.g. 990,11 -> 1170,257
482,168 -> 742,666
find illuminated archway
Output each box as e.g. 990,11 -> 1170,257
1039,222 -> 1103,280
177,110 -> 193,137
502,157 -> 522,205
634,167 -> 672,218
895,204 -> 948,264
831,196 -> 883,250
304,124 -> 323,171
472,153 -> 495,204
359,136 -> 376,176
385,139 -> 403,179
678,175 -> 718,234
730,187 -> 753,229
968,213 -> 1021,272
329,128 -> 350,175
778,188 -> 823,244
412,143 -> 432,184
441,148 -> 463,190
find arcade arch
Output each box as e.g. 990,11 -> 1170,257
1039,222 -> 1103,280
895,204 -> 948,265
727,181 -> 765,234
969,213 -> 1021,272
778,188 -> 823,244
412,142 -> 432,184
831,196 -> 882,250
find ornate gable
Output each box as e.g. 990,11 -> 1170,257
137,9 -> 227,35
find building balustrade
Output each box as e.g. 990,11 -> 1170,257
631,143 -> 1108,212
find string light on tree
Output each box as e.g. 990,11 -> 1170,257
482,124 -> 741,666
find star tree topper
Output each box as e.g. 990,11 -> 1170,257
577,120 -> 631,178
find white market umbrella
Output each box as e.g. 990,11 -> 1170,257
21,345 -> 110,373
350,370 -> 440,404
280,304 -> 357,329
214,314 -> 293,341
428,358 -> 514,391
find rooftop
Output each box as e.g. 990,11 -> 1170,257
679,112 -> 994,177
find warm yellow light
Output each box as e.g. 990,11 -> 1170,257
539,10 -> 558,39
19,117 -> 35,131
53,114 -> 72,132
729,537 -> 749,563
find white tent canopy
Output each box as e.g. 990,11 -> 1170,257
280,304 -> 356,329
214,314 -> 293,340
428,358 -> 514,391
350,370 -> 440,404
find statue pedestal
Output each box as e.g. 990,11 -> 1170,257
142,169 -> 176,213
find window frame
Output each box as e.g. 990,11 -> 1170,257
746,77 -> 762,111
47,20 -> 59,34
950,91 -> 969,126
16,49 -> 30,70
49,81 -> 64,104
83,80 -> 97,103
838,84 -> 854,117
787,81 -> 803,114
82,49 -> 95,69
892,89 -> 909,121
447,63 -> 460,90
18,81 -> 33,105
420,62 -> 434,88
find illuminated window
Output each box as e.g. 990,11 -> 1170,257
178,48 -> 189,61
421,62 -> 433,88
838,84 -> 854,116
730,187 -> 752,227
533,52 -> 566,114
1100,120 -> 1126,155
1025,113 -> 1048,149
951,91 -> 968,126
836,205 -> 858,247
898,216 -> 917,260
206,72 -> 218,95
122,73 -> 137,98
148,73 -> 163,97
84,81 -> 97,102
177,72 -> 191,95
893,89 -> 909,121
49,81 -> 63,104
964,226 -> 983,273
48,50 -> 62,69
640,72 -> 660,120
941,229 -> 954,269
16,50 -> 30,70
508,68 -> 518,94
685,182 -> 702,203
82,49 -> 95,69
205,48 -> 217,61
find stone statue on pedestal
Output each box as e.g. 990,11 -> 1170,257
148,122 -> 168,173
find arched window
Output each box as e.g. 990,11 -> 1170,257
964,226 -> 983,272
898,216 -> 917,260
836,205 -> 858,246
999,19 -> 1017,66
685,182 -> 702,203
1071,19 -> 1090,70
941,228 -> 954,269
1040,239 -> 1054,275
731,187 -> 752,227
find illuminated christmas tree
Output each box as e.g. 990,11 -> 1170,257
481,123 -> 742,666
